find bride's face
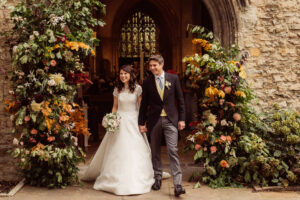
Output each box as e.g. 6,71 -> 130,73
120,69 -> 130,84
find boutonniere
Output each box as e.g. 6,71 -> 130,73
165,81 -> 172,89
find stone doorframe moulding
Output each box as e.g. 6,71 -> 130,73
201,0 -> 239,47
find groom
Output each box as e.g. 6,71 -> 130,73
138,55 -> 186,197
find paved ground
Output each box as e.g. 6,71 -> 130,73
3,131 -> 300,200
4,177 -> 300,200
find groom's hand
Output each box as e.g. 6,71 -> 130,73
139,125 -> 147,134
178,121 -> 186,131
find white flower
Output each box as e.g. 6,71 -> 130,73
221,119 -> 228,126
10,115 -> 14,121
19,72 -> 25,76
61,96 -> 66,101
208,113 -> 217,126
206,126 -> 214,133
13,138 -> 19,145
29,35 -> 34,40
24,82 -> 31,87
8,90 -> 14,95
33,31 -> 39,37
49,73 -> 65,85
17,85 -> 24,89
165,81 -> 172,89
48,79 -> 56,86
202,54 -> 210,62
13,46 -> 18,54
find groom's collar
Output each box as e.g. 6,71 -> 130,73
154,71 -> 165,79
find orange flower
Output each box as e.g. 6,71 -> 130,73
235,90 -> 246,98
47,136 -> 55,142
220,135 -> 226,143
31,142 -> 45,151
210,146 -> 217,154
59,112 -> 70,122
50,60 -> 57,67
24,116 -> 30,122
220,160 -> 230,168
226,136 -> 232,143
233,113 -> 241,121
195,144 -> 202,150
224,87 -> 232,94
31,129 -> 38,135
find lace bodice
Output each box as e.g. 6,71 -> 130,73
113,85 -> 142,113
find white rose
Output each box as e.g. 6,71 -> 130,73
13,138 -> 19,145
221,119 -> 228,126
206,126 -> 214,133
48,79 -> 56,86
33,31 -> 39,37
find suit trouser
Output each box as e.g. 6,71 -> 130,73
150,116 -> 182,185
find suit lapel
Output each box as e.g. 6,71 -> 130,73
163,73 -> 170,102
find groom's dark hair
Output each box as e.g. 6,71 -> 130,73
148,54 -> 164,65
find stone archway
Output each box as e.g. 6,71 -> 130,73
201,0 -> 238,46
111,0 -> 180,72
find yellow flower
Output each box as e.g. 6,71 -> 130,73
235,91 -> 246,98
31,100 -> 43,112
45,117 -> 54,130
41,101 -> 52,117
50,73 -> 65,85
59,112 -> 69,122
91,49 -> 96,56
239,67 -> 247,79
218,90 -> 225,98
205,85 -> 218,102
32,142 -> 45,151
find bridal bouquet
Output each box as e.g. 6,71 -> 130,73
102,112 -> 121,134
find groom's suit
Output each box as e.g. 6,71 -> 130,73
138,72 -> 185,186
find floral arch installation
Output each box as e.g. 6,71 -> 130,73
119,11 -> 157,58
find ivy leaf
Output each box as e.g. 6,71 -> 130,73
274,150 -> 281,157
56,51 -> 62,59
244,170 -> 251,183
193,181 -> 201,189
20,55 -> 28,64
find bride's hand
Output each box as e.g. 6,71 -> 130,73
139,125 -> 147,134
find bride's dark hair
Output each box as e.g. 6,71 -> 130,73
116,64 -> 137,93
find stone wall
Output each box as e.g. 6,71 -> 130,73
0,0 -> 21,181
0,0 -> 299,181
236,0 -> 300,110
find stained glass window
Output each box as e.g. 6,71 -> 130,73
120,12 -> 157,58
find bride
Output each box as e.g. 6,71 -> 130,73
80,65 -> 155,195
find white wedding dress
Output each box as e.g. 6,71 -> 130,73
79,85 -> 154,195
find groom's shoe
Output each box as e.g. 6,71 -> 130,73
152,179 -> 162,190
174,185 -> 186,197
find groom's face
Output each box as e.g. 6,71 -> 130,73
149,60 -> 164,76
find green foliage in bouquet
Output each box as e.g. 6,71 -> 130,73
183,25 -> 300,188
2,0 -> 105,188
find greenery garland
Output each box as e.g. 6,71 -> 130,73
183,26 -> 300,188
2,0 -> 105,188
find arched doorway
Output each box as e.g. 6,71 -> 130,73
83,0 -> 239,154
118,11 -> 159,81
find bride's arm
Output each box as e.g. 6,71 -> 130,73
112,96 -> 118,113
